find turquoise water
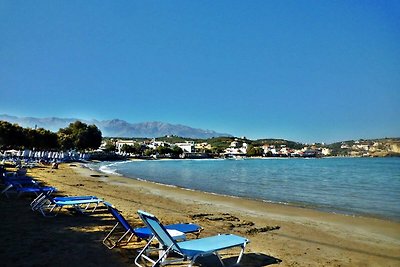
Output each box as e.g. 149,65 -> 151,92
88,157 -> 400,221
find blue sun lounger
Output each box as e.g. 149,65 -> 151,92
103,203 -> 202,249
12,185 -> 56,198
1,176 -> 36,189
135,210 -> 249,267
33,191 -> 104,217
31,192 -> 99,211
1,178 -> 56,198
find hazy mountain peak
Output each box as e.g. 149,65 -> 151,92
0,114 -> 231,139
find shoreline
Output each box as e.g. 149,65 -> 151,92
85,159 -> 400,223
9,162 -> 399,266
75,162 -> 400,232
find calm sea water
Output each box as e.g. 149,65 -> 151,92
87,157 -> 400,221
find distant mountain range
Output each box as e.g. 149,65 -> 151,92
0,114 -> 232,139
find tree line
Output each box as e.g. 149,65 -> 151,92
0,120 -> 102,151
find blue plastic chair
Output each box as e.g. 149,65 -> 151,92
135,210 -> 249,267
103,203 -> 202,249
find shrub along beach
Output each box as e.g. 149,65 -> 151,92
1,161 -> 399,266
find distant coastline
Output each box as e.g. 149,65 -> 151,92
1,117 -> 399,163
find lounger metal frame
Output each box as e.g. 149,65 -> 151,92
135,210 -> 249,267
103,203 -> 202,250
102,204 -> 136,249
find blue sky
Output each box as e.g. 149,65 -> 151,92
1,1 -> 399,143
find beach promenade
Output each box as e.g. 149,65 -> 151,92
1,163 -> 399,266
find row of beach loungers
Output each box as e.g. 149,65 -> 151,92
1,167 -> 250,267
1,149 -> 89,162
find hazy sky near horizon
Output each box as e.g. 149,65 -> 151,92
1,1 -> 399,143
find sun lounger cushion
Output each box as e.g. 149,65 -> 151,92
179,234 -> 248,257
134,223 -> 201,239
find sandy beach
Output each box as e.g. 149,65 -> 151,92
1,163 -> 399,267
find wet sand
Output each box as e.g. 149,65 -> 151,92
1,163 -> 399,266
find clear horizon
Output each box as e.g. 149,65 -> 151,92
1,1 -> 399,144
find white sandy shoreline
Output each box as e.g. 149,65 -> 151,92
77,162 -> 400,244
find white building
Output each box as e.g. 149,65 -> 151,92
175,141 -> 195,153
224,141 -> 247,155
195,142 -> 212,151
230,141 -> 240,148
321,148 -> 331,156
147,140 -> 169,150
115,140 -> 136,153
